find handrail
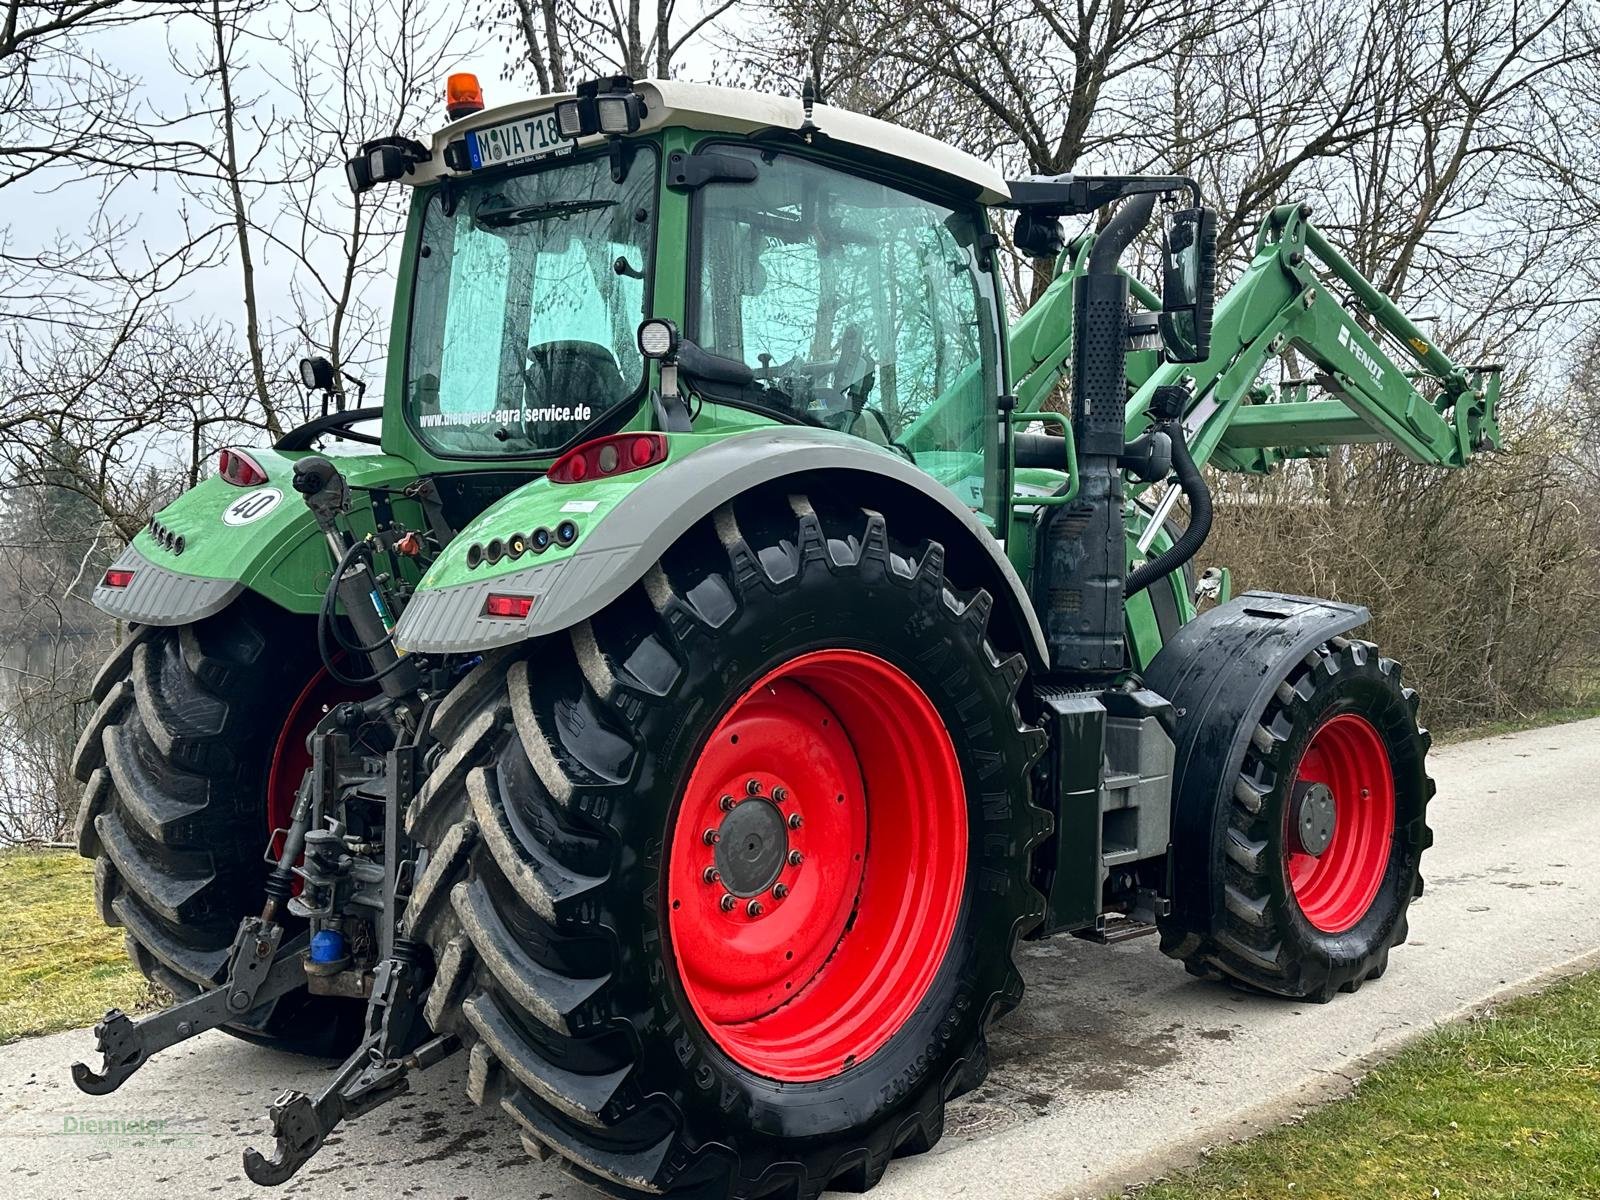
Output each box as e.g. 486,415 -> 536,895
1007,409 -> 1078,507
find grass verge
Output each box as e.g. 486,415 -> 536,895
1122,970 -> 1600,1200
0,847 -> 155,1042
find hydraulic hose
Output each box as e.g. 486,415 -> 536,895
1125,417 -> 1212,598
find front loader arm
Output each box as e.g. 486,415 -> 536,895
1008,203 -> 1503,477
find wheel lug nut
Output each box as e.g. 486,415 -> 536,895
772,786 -> 788,803
773,883 -> 789,900
703,829 -> 720,845
745,779 -> 761,796
720,893 -> 736,911
703,867 -> 720,884
746,899 -> 764,917
719,794 -> 736,811
788,813 -> 803,830
787,850 -> 804,866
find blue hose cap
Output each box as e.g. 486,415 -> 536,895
310,929 -> 348,964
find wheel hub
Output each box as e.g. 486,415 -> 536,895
1291,780 -> 1337,856
713,790 -> 790,898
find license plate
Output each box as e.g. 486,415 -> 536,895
466,111 -> 571,170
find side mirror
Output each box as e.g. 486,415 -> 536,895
1159,207 -> 1216,363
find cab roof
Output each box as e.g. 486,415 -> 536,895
411,79 -> 1011,205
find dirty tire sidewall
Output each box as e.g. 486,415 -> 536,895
72,596 -> 363,1055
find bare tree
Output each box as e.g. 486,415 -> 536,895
266,0 -> 477,386
491,0 -> 737,88
0,0 -> 204,189
161,0 -> 297,433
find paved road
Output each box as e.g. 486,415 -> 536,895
4,719 -> 1597,1200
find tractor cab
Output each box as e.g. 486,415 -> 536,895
360,77 -> 1014,519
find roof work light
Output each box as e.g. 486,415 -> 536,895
344,137 -> 431,195
552,77 -> 646,141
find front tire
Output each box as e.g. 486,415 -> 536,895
407,491 -> 1049,1198
1159,636 -> 1433,1000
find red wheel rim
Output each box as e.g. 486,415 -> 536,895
1285,713 -> 1395,934
666,649 -> 967,1082
267,667 -> 365,856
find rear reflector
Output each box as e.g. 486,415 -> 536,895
548,433 -> 668,484
102,569 -> 135,588
483,593 -> 535,619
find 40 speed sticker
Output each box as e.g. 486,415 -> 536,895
222,487 -> 283,526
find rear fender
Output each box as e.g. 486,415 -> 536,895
393,427 -> 1048,665
93,449 -> 422,625
1142,591 -> 1369,937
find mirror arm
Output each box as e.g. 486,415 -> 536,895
1004,173 -> 1201,218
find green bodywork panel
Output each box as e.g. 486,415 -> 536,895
133,449 -> 425,612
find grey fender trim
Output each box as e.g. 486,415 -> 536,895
92,543 -> 245,626
393,427 -> 1048,662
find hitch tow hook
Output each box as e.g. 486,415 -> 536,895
242,949 -> 458,1186
69,1009 -> 143,1096
70,919 -> 305,1096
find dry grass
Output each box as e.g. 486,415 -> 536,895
0,847 -> 157,1042
1199,423 -> 1600,733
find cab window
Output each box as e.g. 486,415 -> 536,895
693,147 -> 1001,513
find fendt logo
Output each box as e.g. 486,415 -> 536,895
1337,325 -> 1385,385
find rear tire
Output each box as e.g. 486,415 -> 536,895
407,491 -> 1049,1198
72,597 -> 363,1054
1159,636 -> 1432,1000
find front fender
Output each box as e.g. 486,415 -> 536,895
393,427 -> 1048,663
93,449 -> 421,625
1143,591 -> 1370,937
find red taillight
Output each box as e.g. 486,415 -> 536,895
446,73 -> 484,120
483,593 -> 535,619
548,433 -> 668,485
103,569 -> 135,589
218,448 -> 268,487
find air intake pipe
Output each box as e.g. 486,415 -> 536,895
1037,192 -> 1157,673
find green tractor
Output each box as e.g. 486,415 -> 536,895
70,74 -> 1501,1198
